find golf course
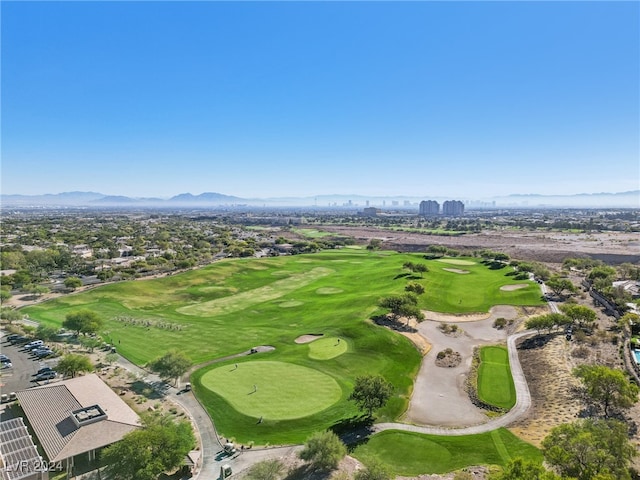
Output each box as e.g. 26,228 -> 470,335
22,248 -> 544,449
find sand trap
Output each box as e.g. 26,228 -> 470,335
279,300 -> 303,308
422,305 -> 519,323
295,334 -> 324,344
316,287 -> 343,295
442,268 -> 470,274
436,258 -> 476,266
500,284 -> 528,291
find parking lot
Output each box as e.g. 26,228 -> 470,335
1,334 -> 60,395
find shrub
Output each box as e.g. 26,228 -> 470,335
494,318 -> 507,329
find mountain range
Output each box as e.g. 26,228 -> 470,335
1,190 -> 638,208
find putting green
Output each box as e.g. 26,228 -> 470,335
308,337 -> 348,360
435,258 -> 476,266
200,361 -> 341,420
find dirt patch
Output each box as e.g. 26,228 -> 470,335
317,226 -> 640,264
294,334 -> 324,344
237,451 -> 363,480
509,335 -> 582,447
442,268 -> 470,274
500,284 -> 528,291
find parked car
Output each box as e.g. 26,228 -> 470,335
0,354 -> 10,362
1,357 -> 12,364
31,346 -> 51,353
31,347 -> 53,355
33,371 -> 56,381
1,362 -> 12,369
10,335 -> 29,345
5,334 -> 20,343
33,350 -> 54,359
24,340 -> 44,350
35,366 -> 53,375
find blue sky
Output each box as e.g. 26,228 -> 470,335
2,1 -> 638,199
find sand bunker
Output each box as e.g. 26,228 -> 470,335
442,268 -> 469,274
436,258 -> 476,266
422,305 -> 519,323
295,334 -> 324,344
500,284 -> 528,291
279,300 -> 304,308
316,287 -> 343,295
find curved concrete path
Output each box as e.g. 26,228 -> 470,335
375,329 -> 534,435
405,309 -> 515,426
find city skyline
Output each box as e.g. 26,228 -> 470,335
2,2 -> 638,199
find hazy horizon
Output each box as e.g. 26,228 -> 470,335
2,2 -> 638,198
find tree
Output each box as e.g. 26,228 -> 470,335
542,418 -> 635,480
103,414 -> 195,480
366,239 -> 383,251
587,266 -> 617,283
147,349 -> 192,386
0,307 -> 22,324
560,304 -> 597,330
36,325 -> 58,341
413,263 -> 429,277
56,354 -> 93,378
379,293 -> 424,324
489,458 -> 561,480
79,335 -> 102,353
402,261 -> 416,273
298,430 -> 346,471
245,459 -> 286,480
531,262 -> 551,281
405,282 -> 425,295
0,289 -> 12,304
29,285 -> 49,297
525,313 -> 570,335
618,312 -> 639,332
349,375 -> 393,417
63,309 -> 103,335
64,276 -> 83,290
354,459 -> 392,480
545,276 -> 576,297
573,364 -> 639,417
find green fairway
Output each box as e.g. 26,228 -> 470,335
308,337 -> 347,360
478,346 -> 516,410
21,249 -> 542,444
177,267 -> 333,316
352,429 -> 542,476
200,361 -> 341,420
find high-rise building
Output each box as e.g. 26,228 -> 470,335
419,200 -> 440,216
442,200 -> 465,216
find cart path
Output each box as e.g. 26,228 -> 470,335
374,329 -> 534,436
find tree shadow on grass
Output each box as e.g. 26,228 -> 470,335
330,414 -> 375,451
393,272 -> 411,280
372,314 -> 417,333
